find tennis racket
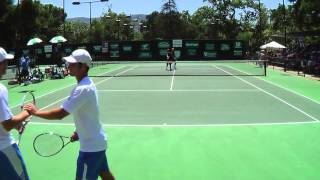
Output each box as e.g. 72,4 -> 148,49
33,132 -> 72,157
17,91 -> 36,146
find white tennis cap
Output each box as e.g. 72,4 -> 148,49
63,49 -> 92,67
0,47 -> 14,62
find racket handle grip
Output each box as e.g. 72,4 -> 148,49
70,132 -> 79,142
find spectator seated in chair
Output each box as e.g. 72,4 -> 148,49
30,68 -> 44,83
50,67 -> 64,79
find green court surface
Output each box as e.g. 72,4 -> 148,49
6,62 -> 320,180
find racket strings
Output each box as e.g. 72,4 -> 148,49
17,92 -> 36,145
19,94 -> 34,132
34,134 -> 65,157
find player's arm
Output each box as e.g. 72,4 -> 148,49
24,104 -> 69,120
1,111 -> 30,131
28,88 -> 88,120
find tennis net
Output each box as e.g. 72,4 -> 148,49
89,60 -> 267,77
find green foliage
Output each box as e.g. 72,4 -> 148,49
290,0 -> 320,31
0,0 -> 16,49
59,21 -> 89,44
36,3 -> 64,40
0,0 -> 65,49
0,0 -> 319,50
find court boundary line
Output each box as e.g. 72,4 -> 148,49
259,71 -> 320,105
225,65 -> 320,106
9,65 -> 128,109
170,70 -> 175,91
38,66 -> 139,111
95,66 -> 138,86
97,89 -> 260,92
29,121 -> 320,127
213,65 -> 319,122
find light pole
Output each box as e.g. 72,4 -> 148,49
283,0 -> 287,48
116,19 -> 121,40
123,23 -> 128,40
63,0 -> 65,37
72,0 -> 108,37
139,23 -> 147,32
258,0 -> 262,45
17,0 -> 20,49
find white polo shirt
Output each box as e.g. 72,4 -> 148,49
0,83 -> 14,150
63,76 -> 107,152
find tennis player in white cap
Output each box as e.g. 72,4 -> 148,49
0,47 -> 31,180
24,49 -> 115,180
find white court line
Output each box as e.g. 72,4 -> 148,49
97,89 -> 259,92
226,65 -> 320,105
170,70 -> 175,91
226,65 -> 320,106
29,121 -> 320,127
213,65 -> 320,122
95,66 -> 138,86
38,66 -> 138,110
9,65 -> 128,109
260,70 -> 320,105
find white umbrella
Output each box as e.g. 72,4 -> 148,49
260,41 -> 286,49
27,37 -> 43,46
50,35 -> 67,43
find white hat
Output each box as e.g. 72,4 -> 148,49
0,47 -> 14,62
63,49 -> 92,67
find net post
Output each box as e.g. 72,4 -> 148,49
284,60 -> 287,72
264,60 -> 267,76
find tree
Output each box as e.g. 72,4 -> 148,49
143,0 -> 194,40
191,6 -> 220,39
179,10 -> 198,39
60,21 -> 89,44
0,0 -> 16,49
269,4 -> 295,44
289,0 -> 320,31
202,0 -> 259,40
160,0 -> 184,39
18,0 -> 38,45
0,1 -> 65,49
144,12 -> 161,40
36,3 -> 64,40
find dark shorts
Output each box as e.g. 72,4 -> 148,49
0,144 -> 29,180
76,150 -> 110,180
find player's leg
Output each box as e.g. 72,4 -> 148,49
76,151 -> 86,180
0,144 -> 29,180
100,171 -> 115,180
99,152 -> 114,180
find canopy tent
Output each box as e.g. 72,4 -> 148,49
260,41 -> 286,49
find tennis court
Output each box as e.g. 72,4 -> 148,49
8,61 -> 320,180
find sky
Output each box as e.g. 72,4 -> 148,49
14,0 -> 290,18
